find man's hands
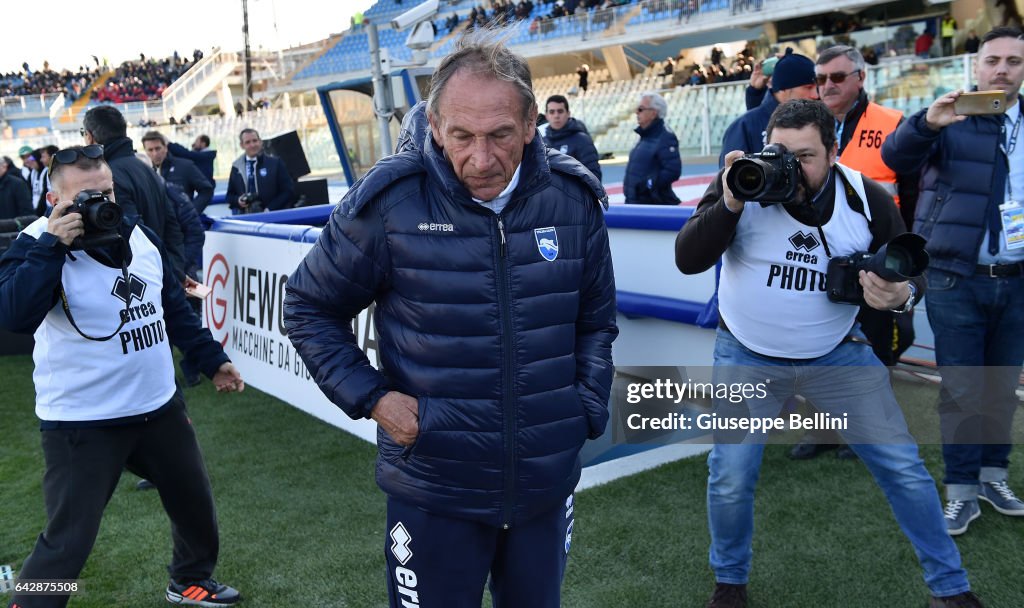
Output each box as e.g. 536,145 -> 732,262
860,271 -> 911,311
212,362 -> 245,393
371,391 -> 419,446
750,60 -> 767,91
47,200 -> 84,247
925,90 -> 968,131
721,150 -> 746,213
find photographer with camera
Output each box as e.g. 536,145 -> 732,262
225,128 -> 294,214
882,26 -> 1024,537
676,100 -> 982,608
0,146 -> 245,608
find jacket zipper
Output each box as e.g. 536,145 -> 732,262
495,215 -> 515,529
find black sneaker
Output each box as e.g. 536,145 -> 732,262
166,578 -> 241,606
707,583 -> 748,608
929,590 -> 985,607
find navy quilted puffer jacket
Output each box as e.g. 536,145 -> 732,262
284,132 -> 617,528
882,103 -> 1014,276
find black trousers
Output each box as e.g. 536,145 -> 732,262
10,394 -> 219,608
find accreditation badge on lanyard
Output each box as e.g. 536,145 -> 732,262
1001,110 -> 1024,249
1002,201 -> 1024,249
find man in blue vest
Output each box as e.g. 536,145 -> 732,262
883,26 -> 1024,536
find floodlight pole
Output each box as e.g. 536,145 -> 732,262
242,0 -> 254,112
368,22 -> 394,157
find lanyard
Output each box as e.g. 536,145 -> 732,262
999,109 -> 1023,200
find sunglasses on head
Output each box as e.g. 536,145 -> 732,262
815,69 -> 861,86
49,145 -> 104,172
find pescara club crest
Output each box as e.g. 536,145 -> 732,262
534,227 -> 558,262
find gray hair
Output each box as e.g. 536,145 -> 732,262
427,27 -> 536,123
816,45 -> 866,72
641,92 -> 668,119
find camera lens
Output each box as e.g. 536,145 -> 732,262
883,246 -> 914,276
91,201 -> 123,231
733,164 -> 764,196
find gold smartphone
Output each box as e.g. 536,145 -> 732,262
953,91 -> 1007,116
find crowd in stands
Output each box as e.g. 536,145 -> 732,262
437,0 -> 636,35
92,53 -> 195,104
0,65 -> 99,101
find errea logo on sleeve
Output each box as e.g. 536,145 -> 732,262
417,222 -> 455,233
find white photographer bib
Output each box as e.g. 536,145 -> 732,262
23,218 -> 177,421
719,164 -> 873,358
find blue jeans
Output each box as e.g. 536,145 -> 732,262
706,328 -> 970,596
925,269 -> 1024,498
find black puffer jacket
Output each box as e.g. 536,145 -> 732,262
285,132 -> 617,528
543,117 -> 602,180
624,118 -> 681,204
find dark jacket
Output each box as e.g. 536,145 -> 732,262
284,133 -> 617,528
745,85 -> 767,111
167,142 -> 217,189
0,217 -> 228,379
160,155 -> 214,214
881,101 -> 1015,276
624,118 -> 682,204
0,170 -> 32,219
837,89 -> 919,229
226,152 -> 294,212
720,92 -> 778,166
164,179 -> 205,279
103,137 -> 187,281
543,117 -> 602,180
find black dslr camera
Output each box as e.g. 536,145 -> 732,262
826,233 -> 929,305
69,189 -> 122,250
725,143 -> 801,203
238,193 -> 263,214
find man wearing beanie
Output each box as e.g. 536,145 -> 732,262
719,48 -> 819,167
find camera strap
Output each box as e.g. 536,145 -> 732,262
58,237 -> 132,342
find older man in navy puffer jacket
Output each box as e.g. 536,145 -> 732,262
284,32 -> 617,608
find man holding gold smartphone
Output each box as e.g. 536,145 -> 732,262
883,26 -> 1024,536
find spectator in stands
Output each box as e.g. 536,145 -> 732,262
0,147 -> 244,608
0,156 -> 32,220
719,48 -> 818,167
916,30 -> 935,58
624,91 -> 681,204
285,31 -> 614,608
577,63 -> 590,92
882,26 -> 1024,537
226,128 -> 294,213
542,94 -> 602,180
167,135 -> 218,192
678,99 -> 985,608
142,131 -> 214,214
964,29 -> 980,54
82,105 -> 187,282
787,44 -> 921,461
941,14 -> 958,56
